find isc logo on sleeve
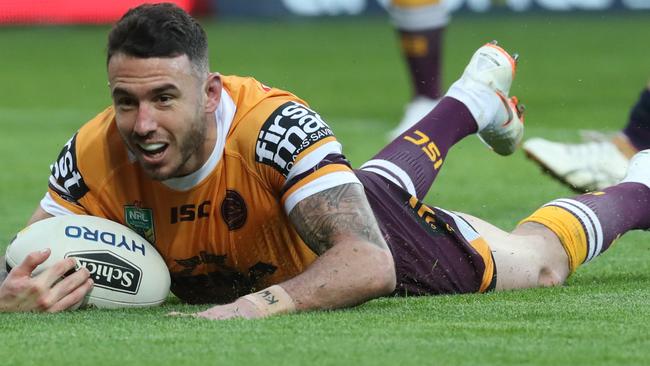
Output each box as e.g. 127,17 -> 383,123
48,133 -> 89,201
255,101 -> 334,177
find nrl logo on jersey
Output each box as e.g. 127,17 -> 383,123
124,205 -> 156,244
255,101 -> 334,177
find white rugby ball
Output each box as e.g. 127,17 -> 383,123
5,215 -> 170,309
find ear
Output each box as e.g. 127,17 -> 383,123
204,72 -> 222,113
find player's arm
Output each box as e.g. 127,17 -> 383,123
193,183 -> 396,319
1,206 -> 52,286
27,206 -> 54,226
0,206 -> 89,312
0,250 -> 92,312
281,183 -> 396,309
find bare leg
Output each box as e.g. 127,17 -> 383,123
458,213 -> 570,291
457,160 -> 650,290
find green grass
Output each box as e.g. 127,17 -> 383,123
2,12 -> 650,365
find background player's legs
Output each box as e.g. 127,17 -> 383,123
622,81 -> 650,152
387,0 -> 450,139
461,150 -> 650,290
524,80 -> 650,192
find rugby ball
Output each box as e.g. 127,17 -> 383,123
5,215 -> 171,309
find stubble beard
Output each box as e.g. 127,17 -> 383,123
144,114 -> 208,181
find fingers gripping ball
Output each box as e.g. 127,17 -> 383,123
5,215 -> 171,309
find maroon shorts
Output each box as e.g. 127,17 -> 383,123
355,170 -> 496,296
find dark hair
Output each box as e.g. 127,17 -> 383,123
107,3 -> 208,74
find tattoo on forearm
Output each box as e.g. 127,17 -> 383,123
289,184 -> 387,255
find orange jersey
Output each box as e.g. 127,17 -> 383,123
42,75 -> 360,303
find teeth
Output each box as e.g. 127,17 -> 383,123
138,143 -> 165,152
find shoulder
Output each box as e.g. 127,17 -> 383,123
219,77 -> 358,212
223,78 -> 334,180
48,106 -> 131,202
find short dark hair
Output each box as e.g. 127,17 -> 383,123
107,3 -> 208,74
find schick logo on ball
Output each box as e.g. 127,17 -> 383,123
66,251 -> 142,294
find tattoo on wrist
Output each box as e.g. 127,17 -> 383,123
289,184 -> 387,255
242,285 -> 296,317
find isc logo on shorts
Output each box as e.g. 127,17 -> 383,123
255,101 -> 334,177
49,133 -> 89,201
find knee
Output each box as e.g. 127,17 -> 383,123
537,265 -> 567,287
513,223 -> 571,288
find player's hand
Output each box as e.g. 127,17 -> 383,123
0,249 -> 93,312
169,298 -> 264,320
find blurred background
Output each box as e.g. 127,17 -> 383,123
1,0 -> 649,235
1,0 -> 649,23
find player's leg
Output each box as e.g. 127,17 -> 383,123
362,42 -> 524,199
523,80 -> 650,192
463,149 -> 650,290
387,0 -> 449,139
459,213 -> 570,289
621,81 -> 650,152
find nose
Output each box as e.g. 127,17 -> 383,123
133,103 -> 157,137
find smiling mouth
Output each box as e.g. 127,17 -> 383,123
137,142 -> 168,158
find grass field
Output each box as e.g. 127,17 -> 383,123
1,12 -> 650,365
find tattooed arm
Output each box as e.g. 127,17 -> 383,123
281,183 -> 396,310
190,183 -> 396,320
188,183 -> 396,320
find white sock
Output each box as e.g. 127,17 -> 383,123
621,150 -> 650,189
445,77 -> 500,131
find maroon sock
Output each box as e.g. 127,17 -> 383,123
365,97 -> 477,198
398,27 -> 444,100
569,182 -> 650,254
525,181 -> 650,272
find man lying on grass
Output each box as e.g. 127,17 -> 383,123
2,3 -> 649,318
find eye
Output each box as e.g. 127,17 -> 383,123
115,97 -> 136,111
156,94 -> 174,106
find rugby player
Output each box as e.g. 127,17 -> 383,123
387,0 -> 449,139
2,3 -> 650,318
524,81 -> 650,192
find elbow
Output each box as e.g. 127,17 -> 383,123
371,248 -> 397,296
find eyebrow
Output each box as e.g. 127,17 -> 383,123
151,84 -> 180,95
111,83 -> 180,98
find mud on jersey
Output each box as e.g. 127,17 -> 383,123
41,75 -> 360,304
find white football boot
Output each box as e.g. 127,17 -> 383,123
446,41 -> 525,156
523,138 -> 629,192
387,96 -> 440,140
617,149 -> 650,188
447,41 -> 524,155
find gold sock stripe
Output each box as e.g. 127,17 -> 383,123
519,206 -> 588,272
550,199 -> 603,262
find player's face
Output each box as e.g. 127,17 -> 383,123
108,54 -> 220,180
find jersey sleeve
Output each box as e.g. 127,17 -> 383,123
40,107 -> 120,217
252,100 -> 361,213
41,131 -> 91,215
